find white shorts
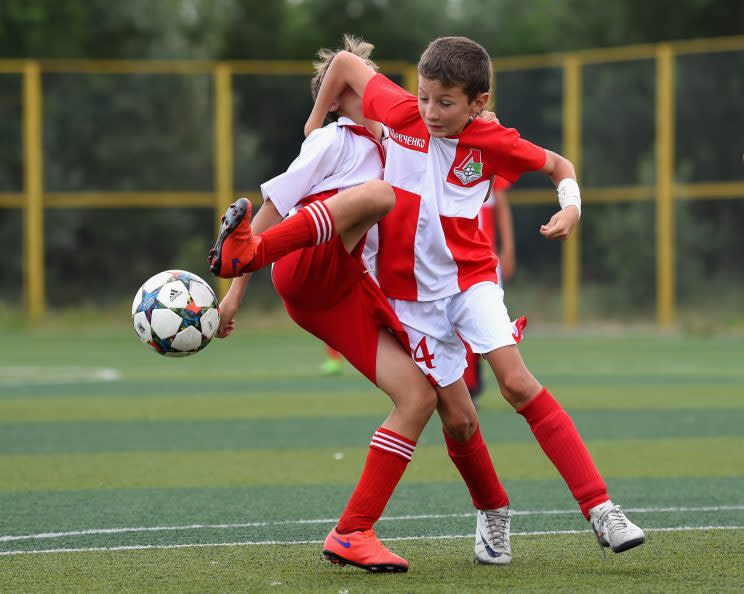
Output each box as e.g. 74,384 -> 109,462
389,281 -> 517,387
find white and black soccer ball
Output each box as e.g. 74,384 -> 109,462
131,270 -> 220,357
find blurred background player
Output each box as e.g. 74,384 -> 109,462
464,177 -> 516,406
321,346 -> 344,376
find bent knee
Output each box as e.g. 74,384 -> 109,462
362,180 -> 395,215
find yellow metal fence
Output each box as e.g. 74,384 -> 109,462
2,36 -> 743,324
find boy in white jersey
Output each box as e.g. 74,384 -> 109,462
212,36 -> 518,574
305,35 -> 646,563
210,36 -> 437,573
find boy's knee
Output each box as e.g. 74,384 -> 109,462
365,179 -> 395,215
499,369 -> 538,407
443,415 -> 478,442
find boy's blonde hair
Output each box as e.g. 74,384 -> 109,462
311,34 -> 378,121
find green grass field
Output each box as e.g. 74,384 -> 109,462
1,312 -> 743,592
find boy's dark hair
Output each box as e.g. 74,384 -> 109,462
311,34 -> 378,122
418,36 -> 492,102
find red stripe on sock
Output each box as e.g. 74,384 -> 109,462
517,388 -> 608,518
443,425 -> 509,510
337,428 -> 415,533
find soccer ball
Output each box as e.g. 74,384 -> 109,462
131,270 -> 220,357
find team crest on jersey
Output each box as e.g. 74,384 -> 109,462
453,148 -> 484,184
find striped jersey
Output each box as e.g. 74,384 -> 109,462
363,74 -> 546,301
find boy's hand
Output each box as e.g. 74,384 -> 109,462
478,110 -> 500,125
540,206 -> 580,240
216,296 -> 240,338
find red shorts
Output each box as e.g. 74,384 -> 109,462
272,225 -> 410,384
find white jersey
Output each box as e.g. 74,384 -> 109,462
260,116 -> 384,217
260,116 -> 385,274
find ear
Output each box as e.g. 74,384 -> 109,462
329,102 -> 340,113
471,91 -> 490,115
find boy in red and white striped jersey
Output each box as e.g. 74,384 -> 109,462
305,36 -> 645,562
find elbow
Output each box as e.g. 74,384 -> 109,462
544,150 -> 575,180
555,152 -> 576,178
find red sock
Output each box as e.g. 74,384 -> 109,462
246,200 -> 335,271
517,388 -> 608,518
443,425 -> 509,510
336,427 -> 415,533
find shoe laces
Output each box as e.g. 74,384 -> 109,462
593,504 -> 628,559
482,508 -> 510,548
600,505 -> 629,533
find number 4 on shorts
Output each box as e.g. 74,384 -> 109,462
413,337 -> 436,369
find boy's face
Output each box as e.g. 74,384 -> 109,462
417,76 -> 489,137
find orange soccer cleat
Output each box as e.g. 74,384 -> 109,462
322,527 -> 409,573
208,198 -> 257,278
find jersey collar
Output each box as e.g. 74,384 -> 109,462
336,116 -> 359,128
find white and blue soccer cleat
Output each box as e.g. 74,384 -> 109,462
589,501 -> 646,553
474,506 -> 512,565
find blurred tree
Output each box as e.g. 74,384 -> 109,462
0,0 -> 741,311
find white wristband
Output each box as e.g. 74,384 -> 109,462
557,178 -> 581,216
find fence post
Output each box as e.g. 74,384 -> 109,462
562,55 -> 581,326
403,65 -> 418,95
214,63 -> 233,298
23,60 -> 44,321
656,45 -> 675,326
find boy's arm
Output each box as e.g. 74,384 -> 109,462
538,150 -> 581,241
493,190 -> 516,281
216,201 -> 283,337
305,51 -> 376,136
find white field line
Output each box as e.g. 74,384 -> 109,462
0,525 -> 742,557
0,367 -> 120,387
2,505 -> 743,544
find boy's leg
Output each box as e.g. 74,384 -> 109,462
448,281 -> 609,516
324,330 -> 436,572
275,251 -> 435,572
485,345 -> 609,516
335,330 -> 434,531
387,295 -> 513,565
436,380 -> 508,510
485,346 -> 645,552
209,180 -> 394,278
436,379 -> 512,565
